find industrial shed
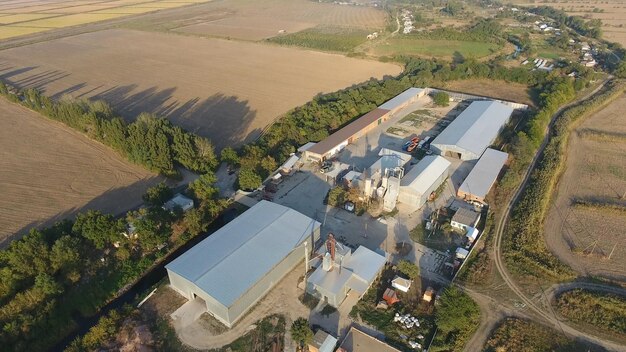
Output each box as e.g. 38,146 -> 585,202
378,87 -> 425,114
302,88 -> 426,161
458,148 -> 509,204
166,201 -> 321,327
398,156 -> 450,211
430,101 -> 513,161
368,148 -> 412,178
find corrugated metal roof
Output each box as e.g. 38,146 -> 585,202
459,148 -> 508,199
431,101 -> 513,157
378,87 -> 424,111
166,200 -> 320,307
307,109 -> 389,156
281,154 -> 300,170
343,246 -> 386,284
452,207 -> 480,226
400,155 -> 450,194
368,149 -> 412,175
339,327 -> 402,352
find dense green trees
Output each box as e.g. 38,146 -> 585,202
290,317 -> 313,348
0,84 -> 218,177
397,259 -> 420,280
142,183 -> 174,207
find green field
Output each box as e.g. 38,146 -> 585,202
372,38 -> 500,58
267,26 -> 370,53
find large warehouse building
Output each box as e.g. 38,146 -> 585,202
166,201 -> 321,328
303,88 -> 426,161
398,155 -> 451,211
458,148 -> 509,204
430,100 -> 513,161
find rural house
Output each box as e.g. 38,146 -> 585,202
451,207 -> 481,232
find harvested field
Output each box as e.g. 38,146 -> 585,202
544,93 -> 626,282
440,79 -> 534,107
139,0 -> 387,41
0,0 -> 209,40
0,98 -> 159,246
0,29 -> 401,148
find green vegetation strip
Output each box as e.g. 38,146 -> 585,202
571,198 -> 626,215
503,79 -> 626,281
484,318 -> 587,352
374,38 -> 500,58
555,289 -> 626,337
267,26 -> 369,53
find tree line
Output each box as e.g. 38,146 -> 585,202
0,83 -> 217,177
530,6 -> 603,39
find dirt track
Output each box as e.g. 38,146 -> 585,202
0,28 -> 400,149
0,98 -> 159,245
544,93 -> 626,282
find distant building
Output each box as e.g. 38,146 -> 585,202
430,101 -> 513,161
458,148 -> 509,204
398,155 -> 451,211
337,326 -> 401,352
166,201 -> 321,328
303,88 -> 425,161
163,194 -> 194,213
451,207 -> 481,232
306,235 -> 386,308
309,330 -> 338,352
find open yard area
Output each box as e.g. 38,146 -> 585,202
0,0 -> 210,40
0,28 -> 401,148
0,98 -> 159,246
544,93 -> 626,282
440,79 -> 534,107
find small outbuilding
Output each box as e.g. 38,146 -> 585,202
383,288 -> 400,305
309,330 -> 338,352
280,154 -> 300,175
458,148 -> 508,204
456,247 -> 470,260
337,326 -> 402,352
163,194 -> 194,213
391,276 -> 412,293
466,227 -> 480,244
398,155 -> 451,211
430,100 -> 513,161
451,207 -> 481,232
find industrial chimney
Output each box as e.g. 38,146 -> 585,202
326,233 -> 336,262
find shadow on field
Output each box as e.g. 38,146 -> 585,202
92,85 -> 260,150
0,176 -> 162,250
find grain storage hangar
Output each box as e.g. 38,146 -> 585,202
430,101 -> 513,161
166,200 -> 321,327
458,148 -> 509,204
398,155 -> 451,211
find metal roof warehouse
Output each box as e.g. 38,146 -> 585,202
430,100 -> 513,161
458,148 -> 509,204
166,200 -> 321,327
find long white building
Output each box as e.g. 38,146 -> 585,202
166,201 -> 321,327
430,100 -> 513,161
398,155 -> 451,211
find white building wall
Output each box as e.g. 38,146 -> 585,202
398,168 -> 449,211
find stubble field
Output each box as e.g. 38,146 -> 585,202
0,28 -> 401,148
544,93 -> 626,281
0,98 -> 159,246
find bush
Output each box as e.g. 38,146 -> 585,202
433,92 -> 450,106
238,168 -> 262,191
397,259 -> 420,280
555,289 -> 626,335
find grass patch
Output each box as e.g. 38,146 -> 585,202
484,318 -> 587,352
555,289 -> 626,338
267,26 -> 370,53
386,126 -> 409,136
373,38 -> 500,58
299,293 -> 320,310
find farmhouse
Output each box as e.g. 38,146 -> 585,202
307,235 -> 386,308
166,200 -> 321,328
391,276 -> 412,293
397,155 -> 451,211
451,207 -> 481,232
163,194 -> 194,213
458,148 -> 509,204
430,100 -> 513,161
303,88 -> 426,161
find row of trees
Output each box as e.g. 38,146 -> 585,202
530,6 -> 603,38
0,83 -> 217,177
0,178 -> 225,351
409,18 -> 505,44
